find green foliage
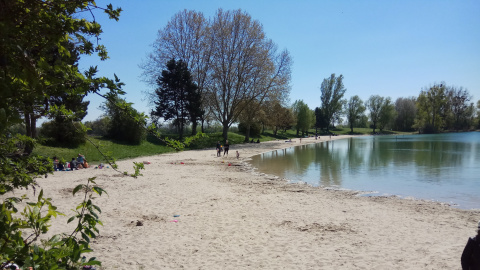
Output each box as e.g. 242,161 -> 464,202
84,117 -> 111,137
39,121 -> 87,147
152,59 -> 201,139
319,74 -> 347,131
0,1 -> 126,268
238,122 -> 261,138
33,136 -> 175,164
102,97 -> 147,145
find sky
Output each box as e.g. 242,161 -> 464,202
78,0 -> 480,122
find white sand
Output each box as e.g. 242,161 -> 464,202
32,135 -> 479,269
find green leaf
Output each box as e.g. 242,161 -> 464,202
73,184 -> 84,195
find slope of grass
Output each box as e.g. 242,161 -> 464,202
33,128 -> 411,164
33,136 -> 175,164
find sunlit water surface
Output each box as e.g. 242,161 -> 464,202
250,132 -> 480,209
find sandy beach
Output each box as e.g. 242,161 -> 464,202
33,135 -> 479,269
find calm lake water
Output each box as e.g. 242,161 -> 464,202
250,132 -> 480,210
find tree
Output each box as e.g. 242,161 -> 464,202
345,95 -> 366,133
319,74 -> 347,132
143,10 -> 210,133
151,59 -> 200,139
445,86 -> 473,131
378,97 -> 395,132
1,2 -> 124,268
292,100 -> 311,136
208,9 -> 291,140
102,96 -> 147,144
393,97 -> 417,131
266,101 -> 295,135
416,84 -> 447,133
146,9 -> 292,140
237,99 -> 265,142
314,107 -> 329,133
366,95 -> 384,133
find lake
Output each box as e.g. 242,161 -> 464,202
249,132 -> 480,210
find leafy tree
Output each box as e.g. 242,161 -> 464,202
102,96 -> 147,144
151,59 -> 200,139
378,97 -> 395,132
345,95 -> 366,133
266,101 -> 295,135
85,117 -> 111,136
366,95 -> 384,133
237,100 -> 265,142
319,74 -> 347,132
314,107 -> 329,133
393,97 -> 417,131
416,84 -> 447,133
0,1 -> 127,268
292,100 -> 311,136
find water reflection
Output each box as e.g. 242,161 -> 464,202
249,132 -> 480,209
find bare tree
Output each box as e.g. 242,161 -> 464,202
445,86 -> 472,131
143,10 -> 210,133
144,9 -> 291,139
207,9 -> 291,140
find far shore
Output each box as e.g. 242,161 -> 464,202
34,135 -> 479,269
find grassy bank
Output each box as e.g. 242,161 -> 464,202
33,128 -> 410,163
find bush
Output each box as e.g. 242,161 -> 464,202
103,98 -> 147,145
238,122 -> 261,137
39,120 -> 86,146
85,117 -> 110,136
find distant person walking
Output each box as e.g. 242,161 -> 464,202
216,141 -> 221,157
461,220 -> 480,270
224,140 -> 230,156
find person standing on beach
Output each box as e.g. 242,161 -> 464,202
224,140 -> 230,156
461,220 -> 480,269
216,141 -> 221,157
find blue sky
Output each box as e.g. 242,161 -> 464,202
79,0 -> 480,122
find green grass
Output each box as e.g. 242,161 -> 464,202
33,136 -> 175,164
33,128 -> 411,164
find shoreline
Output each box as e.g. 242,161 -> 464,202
32,135 -> 479,269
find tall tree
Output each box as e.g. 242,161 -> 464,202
319,74 -> 347,132
394,97 -> 417,131
378,97 -> 395,132
314,107 -> 328,133
445,86 -> 472,131
208,9 -> 291,140
345,95 -> 366,133
143,10 -> 210,132
367,95 -> 384,134
152,59 -> 200,139
1,1 -> 125,268
416,84 -> 447,133
292,100 -> 311,136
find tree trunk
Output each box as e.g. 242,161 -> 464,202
191,120 -> 197,135
222,123 -> 229,141
244,124 -> 251,143
25,112 -> 32,137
